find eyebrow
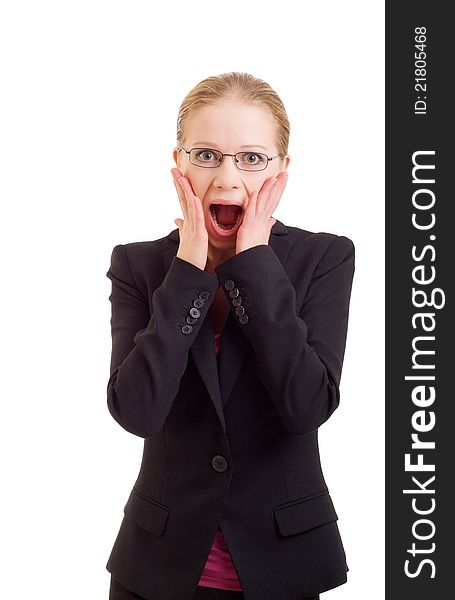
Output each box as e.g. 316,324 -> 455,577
192,142 -> 268,151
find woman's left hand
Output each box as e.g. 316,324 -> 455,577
235,171 -> 289,255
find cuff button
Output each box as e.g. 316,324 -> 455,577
229,288 -> 239,298
193,298 -> 204,308
224,279 -> 235,291
181,324 -> 193,334
189,307 -> 201,318
199,291 -> 210,301
238,314 -> 249,325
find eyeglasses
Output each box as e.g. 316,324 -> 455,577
177,147 -> 283,172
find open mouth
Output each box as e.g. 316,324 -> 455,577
209,203 -> 243,233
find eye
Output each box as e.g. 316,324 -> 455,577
239,152 -> 265,165
196,149 -> 216,161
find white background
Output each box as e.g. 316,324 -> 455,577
0,1 -> 384,598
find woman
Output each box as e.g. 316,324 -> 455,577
106,72 -> 355,600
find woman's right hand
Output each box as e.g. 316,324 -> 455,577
171,168 -> 209,271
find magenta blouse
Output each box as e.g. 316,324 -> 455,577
197,330 -> 242,591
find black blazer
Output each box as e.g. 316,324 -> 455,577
105,219 -> 355,600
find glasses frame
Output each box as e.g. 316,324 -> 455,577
177,147 -> 283,172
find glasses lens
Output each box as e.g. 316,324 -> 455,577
236,152 -> 268,171
190,148 -> 222,167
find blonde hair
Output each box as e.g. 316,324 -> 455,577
176,71 -> 290,160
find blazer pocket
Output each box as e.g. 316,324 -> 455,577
123,487 -> 170,537
273,489 -> 338,537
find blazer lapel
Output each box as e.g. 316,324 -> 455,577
160,220 -> 291,427
160,242 -> 226,431
216,309 -> 250,408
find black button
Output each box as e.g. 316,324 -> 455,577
193,298 -> 204,308
199,291 -> 210,301
224,279 -> 235,291
211,455 -> 228,473
235,306 -> 245,316
229,288 -> 239,298
232,296 -> 242,307
239,314 -> 249,325
186,316 -> 197,325
181,324 -> 193,334
189,307 -> 201,318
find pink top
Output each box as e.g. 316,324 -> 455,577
197,330 -> 242,591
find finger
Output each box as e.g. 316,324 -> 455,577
179,177 -> 196,231
181,177 -> 203,232
185,176 -> 197,197
272,171 -> 289,197
176,170 -> 197,197
193,195 -> 205,231
263,172 -> 287,195
246,190 -> 259,219
251,176 -> 276,218
176,179 -> 189,222
274,171 -> 289,187
171,169 -> 189,221
256,175 -> 277,204
172,170 -> 206,234
263,175 -> 278,192
262,173 -> 289,215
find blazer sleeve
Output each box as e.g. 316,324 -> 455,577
106,243 -> 219,438
214,235 -> 355,435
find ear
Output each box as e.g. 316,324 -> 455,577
281,154 -> 291,171
173,147 -> 180,167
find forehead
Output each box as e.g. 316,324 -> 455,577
185,101 -> 276,149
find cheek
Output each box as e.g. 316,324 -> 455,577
186,172 -> 214,205
184,169 -> 209,198
248,176 -> 267,196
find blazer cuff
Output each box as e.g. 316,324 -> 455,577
135,254 -> 220,347
214,244 -> 295,334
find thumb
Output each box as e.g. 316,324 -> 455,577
174,218 -> 183,229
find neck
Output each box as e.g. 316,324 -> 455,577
206,245 -> 236,272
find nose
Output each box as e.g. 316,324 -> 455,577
211,155 -> 243,189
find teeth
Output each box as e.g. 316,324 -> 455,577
210,205 -> 241,230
